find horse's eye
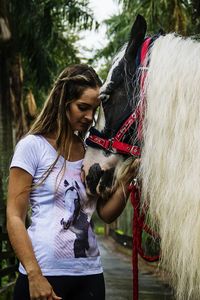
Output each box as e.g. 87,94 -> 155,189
99,93 -> 110,103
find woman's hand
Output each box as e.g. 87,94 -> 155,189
97,158 -> 141,224
117,158 -> 141,189
28,272 -> 62,300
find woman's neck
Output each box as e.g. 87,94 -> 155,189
43,131 -> 85,161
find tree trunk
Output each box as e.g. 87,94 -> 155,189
0,0 -> 11,42
10,54 -> 28,143
0,0 -> 27,209
0,48 -> 13,202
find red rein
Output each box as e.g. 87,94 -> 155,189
128,37 -> 160,300
128,182 -> 160,300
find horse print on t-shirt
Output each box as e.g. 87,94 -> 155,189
60,179 -> 90,258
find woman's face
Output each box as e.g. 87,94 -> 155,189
67,87 -> 100,133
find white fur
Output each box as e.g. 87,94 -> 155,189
140,33 -> 200,299
100,46 -> 126,95
95,103 -> 106,131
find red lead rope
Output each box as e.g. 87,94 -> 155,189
137,37 -> 151,141
127,37 -> 160,300
128,183 -> 160,300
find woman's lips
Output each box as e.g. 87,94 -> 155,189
80,122 -> 90,129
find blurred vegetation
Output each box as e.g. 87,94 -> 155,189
0,0 -> 99,200
93,0 -> 200,79
6,0 -> 99,108
2,0 -> 200,105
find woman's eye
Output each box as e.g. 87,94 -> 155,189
78,105 -> 87,111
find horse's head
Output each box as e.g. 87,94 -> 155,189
83,15 -> 148,198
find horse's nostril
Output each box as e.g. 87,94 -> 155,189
86,163 -> 104,195
98,168 -> 115,194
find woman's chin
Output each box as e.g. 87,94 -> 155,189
78,126 -> 89,134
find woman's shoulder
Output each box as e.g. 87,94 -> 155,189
15,134 -> 45,153
11,135 -> 45,174
18,134 -> 43,145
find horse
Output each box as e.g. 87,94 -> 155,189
83,14 -> 200,300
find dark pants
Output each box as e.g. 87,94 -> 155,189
13,272 -> 105,300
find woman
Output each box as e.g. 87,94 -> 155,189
6,64 -> 135,300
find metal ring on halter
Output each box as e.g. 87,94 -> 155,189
103,139 -> 114,156
108,138 -> 117,154
130,176 -> 140,189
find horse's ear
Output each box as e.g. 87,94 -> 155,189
125,14 -> 147,61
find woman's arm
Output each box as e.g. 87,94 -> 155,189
97,158 -> 140,224
97,184 -> 128,223
7,167 -> 61,300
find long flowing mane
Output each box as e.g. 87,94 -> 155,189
141,34 -> 200,299
83,15 -> 200,298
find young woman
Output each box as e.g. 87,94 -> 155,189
6,64 -> 135,300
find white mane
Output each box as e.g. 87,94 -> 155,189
141,33 -> 200,299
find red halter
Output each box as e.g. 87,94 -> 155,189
86,37 -> 152,156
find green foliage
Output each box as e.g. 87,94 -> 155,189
95,0 -> 200,78
0,287 -> 14,300
115,229 -> 124,235
142,231 -> 160,257
8,0 -> 98,107
117,200 -> 133,236
95,226 -> 105,235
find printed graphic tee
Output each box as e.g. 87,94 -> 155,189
10,134 -> 103,276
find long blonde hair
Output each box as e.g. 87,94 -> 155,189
29,64 -> 102,184
29,64 -> 101,152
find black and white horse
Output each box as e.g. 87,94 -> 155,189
83,14 -> 200,300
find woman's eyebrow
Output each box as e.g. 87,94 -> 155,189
77,101 -> 100,109
78,102 -> 90,106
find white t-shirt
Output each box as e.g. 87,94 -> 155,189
10,134 -> 103,276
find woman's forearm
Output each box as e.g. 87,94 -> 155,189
6,168 -> 41,276
97,158 -> 140,223
7,215 -> 42,277
7,215 -> 61,299
97,184 -> 129,223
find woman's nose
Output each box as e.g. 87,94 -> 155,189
85,110 -> 93,122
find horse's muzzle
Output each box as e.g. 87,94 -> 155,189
85,163 -> 104,195
85,163 -> 115,198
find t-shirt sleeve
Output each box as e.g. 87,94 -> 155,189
10,135 -> 40,176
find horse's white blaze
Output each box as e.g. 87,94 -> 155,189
141,34 -> 200,299
95,103 -> 106,132
100,46 -> 126,95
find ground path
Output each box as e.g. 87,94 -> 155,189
98,235 -> 174,300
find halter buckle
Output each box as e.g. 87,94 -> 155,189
108,138 -> 117,154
